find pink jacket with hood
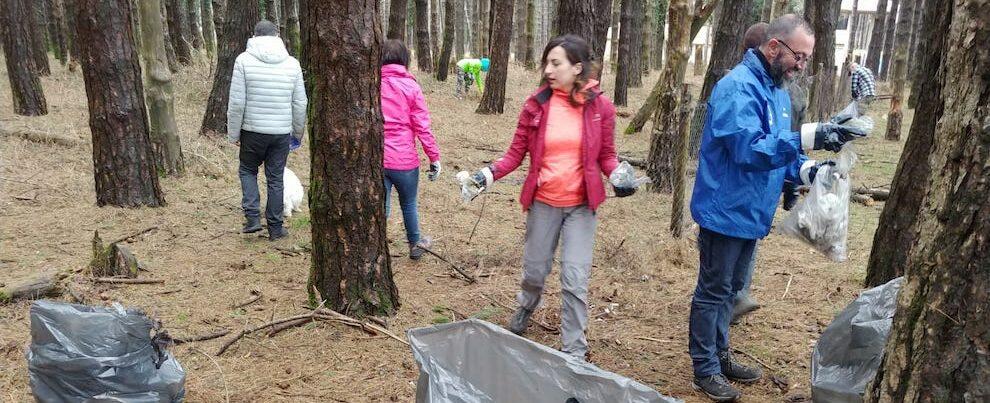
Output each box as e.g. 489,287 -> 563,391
381,64 -> 441,170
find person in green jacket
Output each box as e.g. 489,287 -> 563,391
455,57 -> 490,98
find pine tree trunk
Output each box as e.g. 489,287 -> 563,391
835,0 -> 859,107
407,0 -> 416,42
646,0 -> 690,193
906,0 -> 926,108
388,0 -> 408,39
628,0 -> 644,87
29,2 -> 51,76
283,0 -> 299,56
162,1 -> 182,72
878,0 -> 899,80
75,0 -> 166,207
609,0 -> 620,71
265,0 -> 277,21
471,0 -> 480,54
188,0 -> 205,50
480,0 -> 490,53
513,0 -> 527,61
669,84 -> 692,236
641,0 -> 652,75
524,0 -> 534,68
883,0 -> 913,141
431,0 -> 442,62
476,0 -> 513,113
614,0 -> 641,106
554,0 -> 596,48
202,0 -> 217,56
455,0 -> 465,58
865,1 -> 990,398
63,0 -> 81,70
166,0 -> 193,64
805,0 -> 840,121
863,0 -> 951,287
592,0 -> 613,65
200,0 -> 259,135
415,0 -> 434,72
864,0 -> 888,72
905,0 -> 922,70
303,0 -> 400,317
138,0 -> 185,176
437,0 -> 456,79
1,0 -> 48,116
45,0 -> 69,66
652,0 -> 666,70
212,0 -> 226,43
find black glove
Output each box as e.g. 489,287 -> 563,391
814,123 -> 866,152
807,160 -> 836,184
613,185 -> 636,197
782,181 -> 800,211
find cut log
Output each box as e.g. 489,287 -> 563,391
855,186 -> 890,201
0,270 -> 64,304
851,193 -> 875,206
0,126 -> 82,147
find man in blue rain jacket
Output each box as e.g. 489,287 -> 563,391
686,14 -> 866,402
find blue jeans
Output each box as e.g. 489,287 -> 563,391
239,131 -> 290,229
689,227 -> 757,377
734,244 -> 758,302
384,168 -> 420,245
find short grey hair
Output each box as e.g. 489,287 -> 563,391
254,20 -> 278,37
764,14 -> 813,45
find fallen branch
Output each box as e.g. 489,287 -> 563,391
218,300 -> 330,356
634,336 -> 674,343
733,348 -> 776,372
781,273 -> 793,299
230,290 -> 262,309
312,308 -> 409,346
188,347 -> 231,403
419,246 -> 477,284
0,126 -> 82,147
467,194 -> 488,244
855,186 -> 890,201
93,277 -> 164,284
110,226 -> 159,245
0,270 -> 64,304
851,193 -> 875,206
172,330 -> 231,345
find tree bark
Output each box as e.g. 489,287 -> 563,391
29,2 -> 52,76
63,0 -> 81,70
75,0 -> 166,207
652,0 -> 666,69
865,0 -> 989,398
692,44 -> 705,76
166,0 -> 193,64
471,0 -> 480,54
641,0 -> 652,74
200,0 -> 259,135
592,0 -> 614,66
139,0 -> 185,176
480,0 -> 490,54
905,0 -> 922,70
188,0 -> 205,50
646,0 -> 691,193
554,1 -> 596,50
513,0 -> 526,61
863,0 -> 952,287
265,0 -> 278,21
835,0 -> 859,107
864,0 -> 888,72
388,0 -> 408,39
771,0 -> 788,19
906,0 -> 926,108
668,85 -> 692,236
283,0 -> 300,56
524,0 -> 535,68
202,0 -> 217,56
432,0 -> 442,62
303,0 -> 399,317
878,0 -> 899,80
455,0 -> 465,58
614,0 -> 641,105
437,0 -> 456,80
804,0 -> 840,121
476,0 -> 513,113
415,0 -> 434,72
162,1 -> 182,72
760,0 -> 773,21
883,0 -> 913,141
1,0 -> 49,116
609,0 -> 620,71
629,0 -> 644,87
45,0 -> 69,66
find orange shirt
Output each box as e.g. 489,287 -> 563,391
535,89 -> 585,207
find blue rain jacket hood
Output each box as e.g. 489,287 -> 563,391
690,49 -> 809,240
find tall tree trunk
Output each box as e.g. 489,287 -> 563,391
166,0 -> 193,64
592,0 -> 613,66
75,0 -> 166,207
669,85 -> 692,236
265,0 -> 278,21
524,0 -> 535,68
29,2 -> 51,76
629,0 -> 644,87
614,0 -> 641,106
161,1 -> 181,72
283,0 -> 300,56
138,0 -> 185,176
45,0 -> 69,66
688,0 -> 754,157
878,0 -> 899,80
646,0 -> 691,192
554,1 -> 596,49
455,0 -> 465,58
414,0 -> 434,72
431,0 -> 442,61
835,0 -> 859,107
652,0 -> 666,69
865,0 -> 989,398
471,0 -> 480,54
188,0 -> 205,50
760,0 -> 773,21
640,0 -> 652,76
863,0 -> 952,287
884,0 -> 914,141
804,0 -> 840,121
303,0 -> 399,317
200,0 -> 259,135
905,0 -> 922,70
513,0 -> 527,61
609,0 -> 620,71
63,0 -> 81,70
202,0 -> 217,56
476,0 -> 513,113
437,0 -> 456,79
864,0 -> 888,72
1,0 -> 48,116
692,44 -> 705,76
212,0 -> 226,43
388,0 -> 408,39
906,0 -> 925,108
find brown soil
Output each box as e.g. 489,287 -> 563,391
0,55 -> 910,402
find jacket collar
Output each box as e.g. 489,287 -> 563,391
381,64 -> 414,79
742,48 -> 776,89
534,79 -> 602,104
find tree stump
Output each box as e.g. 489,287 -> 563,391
89,231 -> 140,278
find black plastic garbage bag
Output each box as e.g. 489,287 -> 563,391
408,319 -> 682,403
26,300 -> 186,403
811,277 -> 903,402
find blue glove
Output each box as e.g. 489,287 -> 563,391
289,136 -> 301,151
814,123 -> 866,152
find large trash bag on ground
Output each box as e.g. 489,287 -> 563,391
811,277 -> 904,403
26,300 -> 186,403
408,319 -> 682,403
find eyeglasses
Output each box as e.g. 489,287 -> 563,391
776,39 -> 809,64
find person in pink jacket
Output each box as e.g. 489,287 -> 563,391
381,39 -> 442,260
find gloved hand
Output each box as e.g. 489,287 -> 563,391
469,167 -> 493,189
427,161 -> 442,181
829,109 -> 857,125
289,136 -> 301,151
807,123 -> 867,152
456,167 -> 494,201
613,185 -> 636,197
800,159 -> 836,185
782,180 -> 800,211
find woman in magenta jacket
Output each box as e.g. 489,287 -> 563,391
381,40 -> 442,260
461,35 -> 636,359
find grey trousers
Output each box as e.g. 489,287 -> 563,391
517,201 -> 597,358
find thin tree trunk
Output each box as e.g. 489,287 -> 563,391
166,0 -> 193,64
863,0 -> 952,287
471,0 -> 480,54
455,0 -> 465,58
865,1 -> 989,398
609,0 -> 620,71
640,0 -> 652,76
431,0 -> 442,61
75,0 -> 166,207
202,0 -> 217,56
646,0 -> 690,192
303,0 -> 400,317
138,0 -> 185,176
437,0 -> 456,79
864,0 -> 888,72
29,2 -> 51,76
692,45 -> 705,76
906,0 -> 925,108
652,0 -> 666,69
878,0 -> 899,80
476,0 -> 513,113
388,0 -> 408,39
415,0 -> 434,72
1,0 -> 48,116
629,0 -> 644,87
188,0 -> 205,50
45,0 -> 69,66
835,0 -> 859,106
283,0 -> 299,56
265,0 -> 278,21
200,0 -> 259,135
480,0 -> 490,53
805,0 -> 840,121
614,0 -> 641,106
884,0 -> 913,141
524,0 -> 535,68
669,85 -> 692,236
513,0 -> 527,61
905,0 -> 922,84
592,0 -> 613,66
63,0 -> 81,71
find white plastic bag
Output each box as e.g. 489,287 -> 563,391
608,161 -> 652,188
456,171 -> 483,202
779,144 -> 858,262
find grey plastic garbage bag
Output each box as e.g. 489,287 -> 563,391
26,300 -> 186,403
811,277 -> 903,403
408,319 -> 682,403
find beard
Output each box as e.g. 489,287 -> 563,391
768,54 -> 797,87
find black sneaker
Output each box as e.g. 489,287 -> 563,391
718,351 -> 762,383
268,227 -> 289,241
242,216 -> 262,233
507,307 -> 533,335
693,374 -> 741,402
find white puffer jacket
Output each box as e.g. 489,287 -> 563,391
227,36 -> 307,143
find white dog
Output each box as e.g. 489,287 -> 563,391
283,168 -> 304,218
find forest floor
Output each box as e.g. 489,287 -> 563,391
0,56 -> 911,402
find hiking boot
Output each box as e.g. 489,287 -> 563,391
242,216 -> 262,233
507,307 -> 533,335
693,374 -> 741,402
731,295 -> 761,324
409,236 -> 432,260
718,351 -> 762,383
268,226 -> 289,241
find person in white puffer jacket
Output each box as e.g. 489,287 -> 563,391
227,20 -> 307,241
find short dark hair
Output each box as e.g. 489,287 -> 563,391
254,20 -> 278,37
743,22 -> 769,54
381,39 -> 410,67
764,14 -> 813,45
